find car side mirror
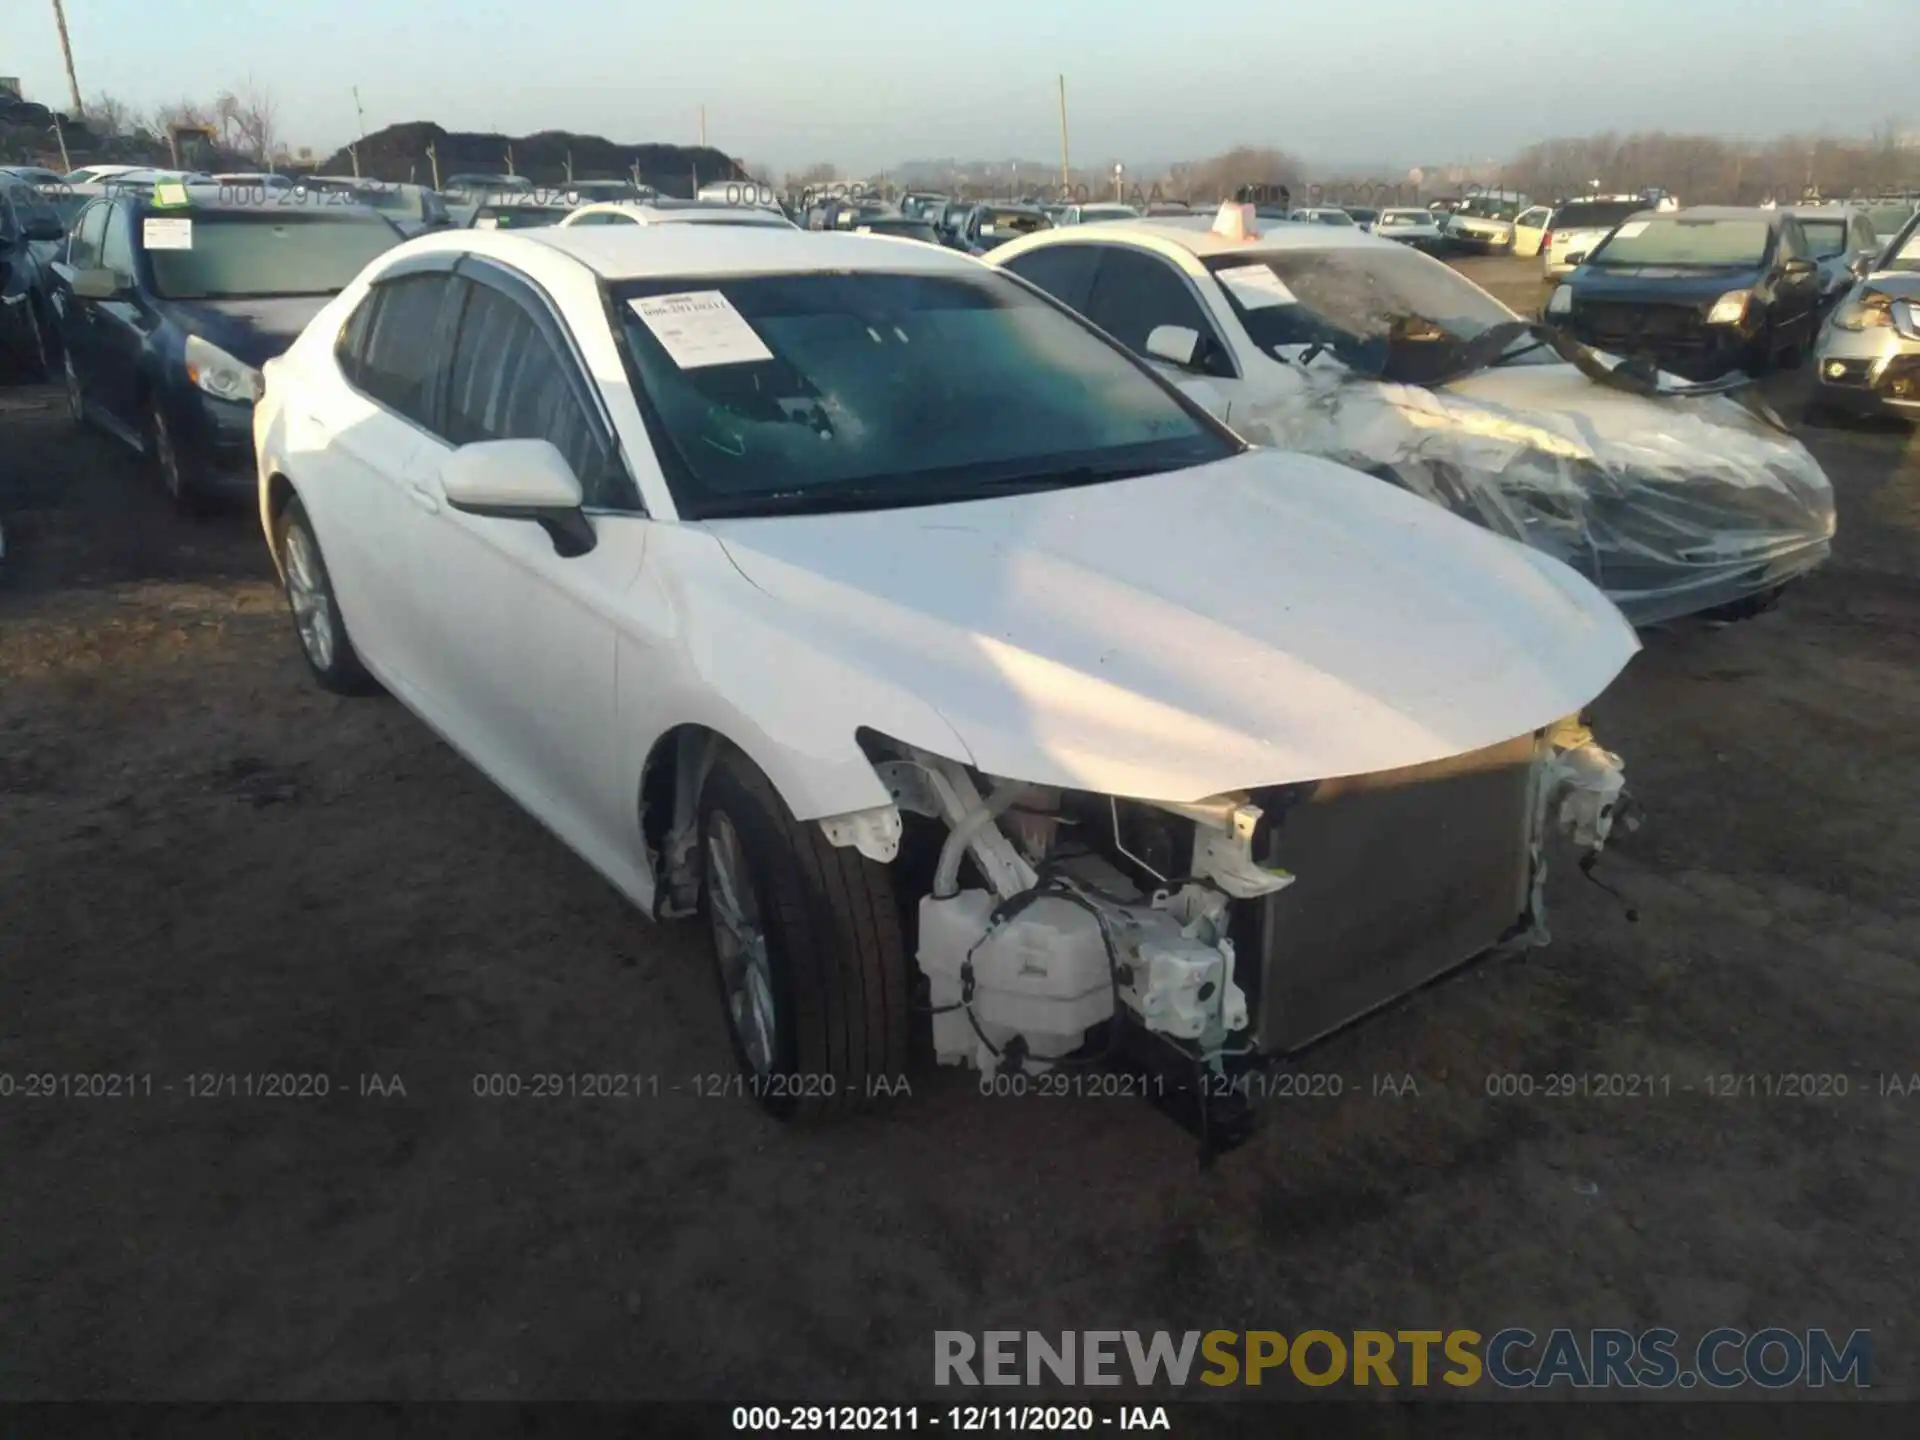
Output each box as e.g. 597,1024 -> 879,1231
441,439 -> 597,557
1565,251 -> 1588,267
1145,324 -> 1202,368
71,268 -> 124,300
1784,257 -> 1818,279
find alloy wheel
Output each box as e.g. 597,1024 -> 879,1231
282,521 -> 337,673
706,811 -> 777,1077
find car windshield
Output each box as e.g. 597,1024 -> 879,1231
309,182 -> 427,220
1313,211 -> 1354,226
611,270 -> 1235,519
1866,203 -> 1917,237
1878,216 -> 1920,273
1796,217 -> 1849,259
859,220 -> 939,241
1378,210 -> 1428,227
1080,206 -> 1137,221
1458,197 -> 1521,220
1551,200 -> 1644,231
144,211 -> 402,299
474,204 -> 573,228
1204,246 -> 1538,385
1345,208 -> 1378,222
1586,216 -> 1770,267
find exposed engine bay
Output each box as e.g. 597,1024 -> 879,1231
843,720 -> 1631,1157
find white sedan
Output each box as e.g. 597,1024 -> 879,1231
254,224 -> 1636,1134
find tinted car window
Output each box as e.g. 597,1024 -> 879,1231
356,273 -> 452,428
335,286 -> 383,390
68,201 -> 109,269
999,243 -> 1103,313
443,282 -> 632,509
612,269 -> 1235,519
100,205 -> 134,279
146,211 -> 402,299
1084,247 -> 1232,377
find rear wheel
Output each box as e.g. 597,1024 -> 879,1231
697,745 -> 912,1120
275,496 -> 376,694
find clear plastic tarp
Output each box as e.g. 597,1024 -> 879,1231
1203,249 -> 1838,626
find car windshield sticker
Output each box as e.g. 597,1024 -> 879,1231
142,217 -> 192,249
1612,221 -> 1650,239
151,181 -> 190,209
1217,263 -> 1297,309
474,215 -> 499,229
628,291 -> 775,369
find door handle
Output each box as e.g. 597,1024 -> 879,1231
407,482 -> 440,514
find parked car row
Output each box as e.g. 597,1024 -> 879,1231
6,177 -> 1867,1144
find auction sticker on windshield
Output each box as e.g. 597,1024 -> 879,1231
142,217 -> 192,250
629,291 -> 774,368
1217,264 -> 1297,309
1612,221 -> 1650,239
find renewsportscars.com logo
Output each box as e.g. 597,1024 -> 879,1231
933,1328 -> 1873,1391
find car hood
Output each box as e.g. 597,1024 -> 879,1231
1224,360 -> 1836,626
1569,265 -> 1763,304
158,295 -> 335,368
704,450 -> 1638,802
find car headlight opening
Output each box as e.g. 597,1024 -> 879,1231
184,334 -> 265,403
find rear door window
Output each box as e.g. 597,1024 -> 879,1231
355,273 -> 454,431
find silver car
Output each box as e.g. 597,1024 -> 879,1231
1786,205 -> 1882,308
1810,210 -> 1920,422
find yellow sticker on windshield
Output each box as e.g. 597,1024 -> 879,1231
152,181 -> 190,209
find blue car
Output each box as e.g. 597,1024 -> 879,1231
49,183 -> 406,512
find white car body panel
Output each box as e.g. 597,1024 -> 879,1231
258,224 -> 1636,923
707,455 -> 1636,803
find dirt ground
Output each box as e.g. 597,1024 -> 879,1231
2,255 -> 1916,1407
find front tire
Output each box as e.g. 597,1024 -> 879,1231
147,400 -> 203,516
697,745 -> 911,1120
275,495 -> 375,695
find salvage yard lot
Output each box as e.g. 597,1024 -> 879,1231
1,256 -> 1917,1401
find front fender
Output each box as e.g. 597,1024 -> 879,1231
617,525 -> 973,823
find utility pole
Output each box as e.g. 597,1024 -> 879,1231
426,140 -> 440,189
699,105 -> 707,148
1057,75 -> 1070,195
351,86 -> 367,175
49,0 -> 83,118
51,114 -> 71,172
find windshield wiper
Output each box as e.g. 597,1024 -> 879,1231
692,462 -> 1176,519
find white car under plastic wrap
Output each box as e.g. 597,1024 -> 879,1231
1224,362 -> 1835,628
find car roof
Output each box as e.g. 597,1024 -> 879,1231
562,199 -> 794,227
1034,216 -> 1393,258
1646,205 -> 1781,223
400,224 -> 985,282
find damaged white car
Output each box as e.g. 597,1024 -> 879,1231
255,224 -> 1638,1147
988,209 -> 1837,627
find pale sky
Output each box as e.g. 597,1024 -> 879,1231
10,0 -> 1915,174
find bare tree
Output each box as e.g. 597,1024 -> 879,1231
221,80 -> 280,164
84,90 -> 132,138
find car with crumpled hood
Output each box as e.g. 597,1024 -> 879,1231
1546,207 -> 1825,381
988,209 -> 1836,627
252,221 -> 1639,1150
1810,208 -> 1920,423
